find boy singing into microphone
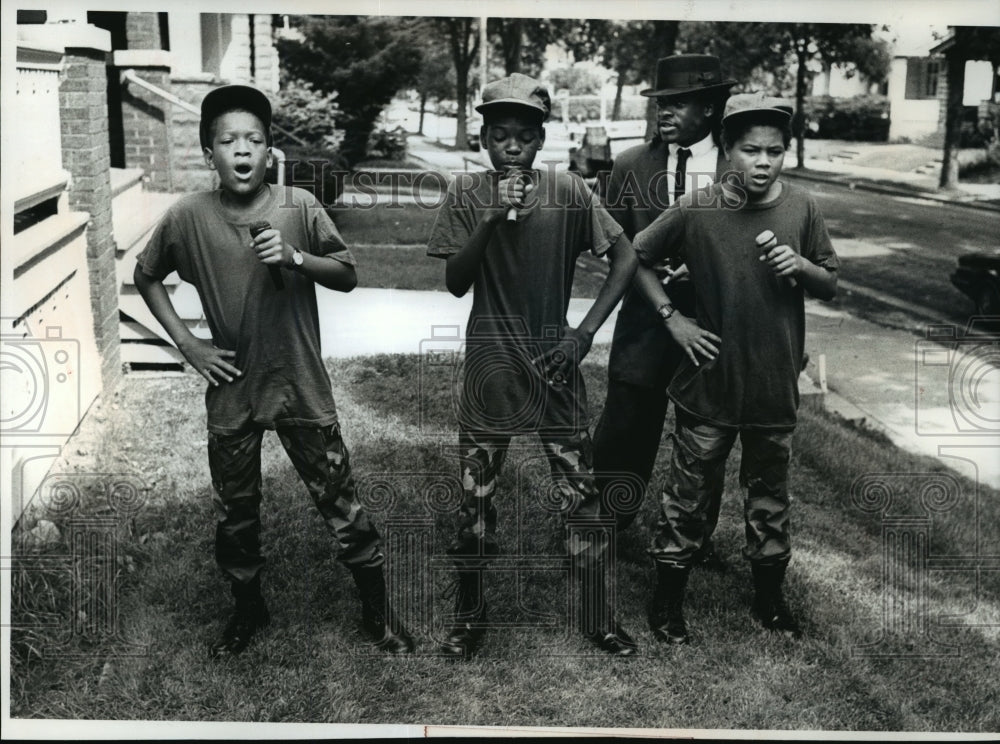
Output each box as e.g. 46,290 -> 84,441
633,93 -> 839,645
134,85 -> 413,658
427,73 -> 639,658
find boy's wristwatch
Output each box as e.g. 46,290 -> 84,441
291,249 -> 304,268
656,302 -> 675,322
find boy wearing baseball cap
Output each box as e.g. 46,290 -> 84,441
427,73 -> 639,657
632,93 -> 839,644
134,84 -> 413,657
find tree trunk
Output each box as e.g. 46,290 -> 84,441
446,18 -> 478,152
611,67 -> 626,121
418,91 -> 427,135
455,68 -> 469,150
795,44 -> 808,169
940,51 -> 966,189
503,19 -> 523,75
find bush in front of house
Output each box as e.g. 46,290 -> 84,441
804,94 -> 891,142
273,76 -> 346,154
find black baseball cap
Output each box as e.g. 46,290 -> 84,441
199,84 -> 273,149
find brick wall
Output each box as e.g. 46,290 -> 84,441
171,77 -> 220,192
126,12 -> 162,50
121,66 -> 174,191
59,48 -> 121,394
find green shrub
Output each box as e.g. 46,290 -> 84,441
803,94 -> 890,141
272,77 -> 345,153
365,125 -> 408,161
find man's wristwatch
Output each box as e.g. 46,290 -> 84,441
290,249 -> 304,268
657,302 -> 675,322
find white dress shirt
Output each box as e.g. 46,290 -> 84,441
669,132 -> 719,204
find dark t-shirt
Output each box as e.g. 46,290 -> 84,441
427,168 -> 624,434
604,139 -> 728,388
634,181 -> 839,429
137,184 -> 356,434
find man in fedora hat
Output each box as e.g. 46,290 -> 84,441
593,54 -> 735,566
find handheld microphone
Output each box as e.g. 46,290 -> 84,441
756,230 -> 797,288
249,220 -> 284,290
504,168 -> 521,222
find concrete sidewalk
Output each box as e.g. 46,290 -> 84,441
802,302 -> 999,489
405,130 -> 1000,212
316,287 -> 619,358
317,287 -> 999,489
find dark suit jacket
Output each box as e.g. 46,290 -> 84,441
603,138 -> 730,388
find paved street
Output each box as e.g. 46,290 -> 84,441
788,177 -> 998,326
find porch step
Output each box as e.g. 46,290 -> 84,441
113,181 -> 201,370
113,187 -> 180,257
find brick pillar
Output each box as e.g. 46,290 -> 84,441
252,14 -> 279,94
59,44 -> 121,394
126,12 -> 163,50
118,51 -> 174,192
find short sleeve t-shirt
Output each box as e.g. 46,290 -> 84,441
634,180 -> 839,429
427,168 -> 624,434
136,184 -> 356,434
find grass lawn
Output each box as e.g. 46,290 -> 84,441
10,353 -> 999,731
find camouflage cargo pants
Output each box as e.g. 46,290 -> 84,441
649,411 -> 794,567
451,428 -> 609,567
207,423 -> 384,585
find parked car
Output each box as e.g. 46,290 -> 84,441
951,252 -> 1000,315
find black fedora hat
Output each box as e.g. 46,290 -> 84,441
640,54 -> 737,98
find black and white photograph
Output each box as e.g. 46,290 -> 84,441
2,0 -> 999,738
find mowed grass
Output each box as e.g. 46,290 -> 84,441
10,355 -> 1000,731
335,202 -> 612,297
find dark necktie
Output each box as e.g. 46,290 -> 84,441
674,147 -> 691,201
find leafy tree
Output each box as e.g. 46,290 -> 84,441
548,65 -> 604,96
272,75 -> 344,152
936,26 -> 1000,188
277,16 -> 423,165
558,19 -> 678,128
413,34 -> 455,135
434,17 -> 481,151
680,22 -> 890,167
488,18 -> 559,76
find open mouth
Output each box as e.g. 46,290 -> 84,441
234,164 -> 253,176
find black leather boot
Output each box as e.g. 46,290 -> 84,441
440,567 -> 487,659
751,559 -> 802,638
350,565 -> 415,654
209,574 -> 270,659
648,563 -> 691,645
579,565 -> 638,656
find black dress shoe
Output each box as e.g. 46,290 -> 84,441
587,621 -> 639,656
209,599 -> 270,658
440,620 -> 486,659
